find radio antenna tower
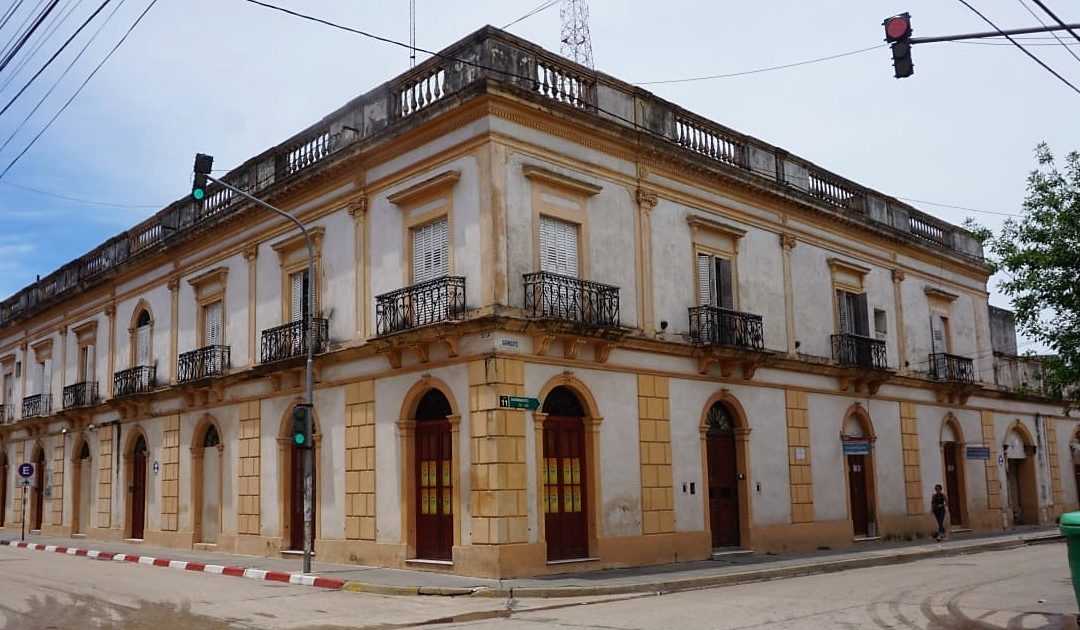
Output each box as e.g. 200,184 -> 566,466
560,0 -> 594,68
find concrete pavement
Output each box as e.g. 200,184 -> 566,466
0,526 -> 1064,598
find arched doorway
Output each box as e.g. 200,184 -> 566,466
0,450 -> 7,527
193,423 -> 222,544
415,389 -> 453,561
705,401 -> 740,547
32,446 -> 45,531
284,411 -> 317,551
841,409 -> 876,538
1003,424 -> 1038,525
940,417 -> 967,528
128,434 -> 148,539
541,386 -> 588,561
72,441 -> 92,535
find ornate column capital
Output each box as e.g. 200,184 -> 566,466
167,278 -> 179,292
347,196 -> 369,220
636,188 -> 659,211
892,269 -> 906,283
780,233 -> 797,251
242,244 -> 258,261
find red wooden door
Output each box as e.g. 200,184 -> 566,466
32,451 -> 44,531
543,416 -> 588,561
131,449 -> 147,539
707,432 -> 739,547
943,444 -> 963,526
847,454 -> 868,536
288,446 -> 316,550
416,419 -> 453,560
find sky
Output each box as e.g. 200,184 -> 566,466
0,0 -> 1077,354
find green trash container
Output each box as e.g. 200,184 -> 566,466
1060,512 -> 1080,613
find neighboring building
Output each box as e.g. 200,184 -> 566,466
0,27 -> 1073,578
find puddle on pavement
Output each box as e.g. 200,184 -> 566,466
0,593 -> 237,630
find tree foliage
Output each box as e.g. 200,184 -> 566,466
968,143 -> 1080,405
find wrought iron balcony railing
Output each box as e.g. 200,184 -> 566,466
929,352 -> 975,384
375,276 -> 466,336
688,305 -> 764,350
177,345 -> 231,382
831,333 -> 888,370
22,393 -> 50,418
63,381 -> 99,410
523,271 -> 619,328
260,318 -> 329,364
113,365 -> 156,398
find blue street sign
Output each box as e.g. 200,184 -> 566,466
842,439 -> 870,455
17,463 -> 33,478
965,446 -> 991,460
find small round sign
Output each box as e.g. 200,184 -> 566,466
17,463 -> 34,478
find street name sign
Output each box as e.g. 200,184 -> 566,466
17,463 -> 33,478
499,395 -> 540,410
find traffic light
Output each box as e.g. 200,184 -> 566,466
883,13 -> 914,79
291,404 -> 311,448
192,153 -> 214,201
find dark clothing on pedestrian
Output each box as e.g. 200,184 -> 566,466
931,489 -> 947,538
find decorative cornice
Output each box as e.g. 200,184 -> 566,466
387,171 -> 461,206
686,214 -> 747,240
924,286 -> 959,302
827,257 -> 872,278
523,165 -> 602,197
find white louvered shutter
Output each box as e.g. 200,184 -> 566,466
412,217 -> 449,283
697,253 -> 713,306
290,270 -> 307,323
539,216 -> 579,277
204,301 -> 223,346
136,323 -> 151,366
836,290 -> 850,334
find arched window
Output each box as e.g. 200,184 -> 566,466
706,402 -> 735,437
79,442 -> 90,460
416,389 -> 452,421
203,425 -> 220,448
135,310 -> 152,367
541,386 -> 585,417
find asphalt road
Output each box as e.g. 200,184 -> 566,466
0,541 -> 1074,629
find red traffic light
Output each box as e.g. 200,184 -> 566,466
883,13 -> 912,43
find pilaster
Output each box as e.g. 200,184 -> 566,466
345,379 -> 376,540
785,389 -> 814,523
899,402 -> 923,514
638,374 -> 673,534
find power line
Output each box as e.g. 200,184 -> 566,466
502,0 -> 558,30
954,0 -> 1080,96
635,45 -> 884,85
0,179 -> 160,207
895,197 -> 1022,218
1030,0 -> 1080,46
0,0 -> 159,179
0,0 -> 62,75
1017,0 -> 1080,65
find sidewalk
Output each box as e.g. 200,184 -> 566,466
0,527 -> 1063,598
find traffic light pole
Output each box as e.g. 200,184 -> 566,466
205,175 -> 316,575
910,22 -> 1080,45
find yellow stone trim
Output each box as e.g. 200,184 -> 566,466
522,164 -> 602,197
784,389 -> 814,524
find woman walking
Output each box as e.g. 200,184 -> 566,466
931,484 -> 947,540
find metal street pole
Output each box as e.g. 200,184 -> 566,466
21,484 -> 26,541
910,22 -> 1080,45
205,175 -> 316,574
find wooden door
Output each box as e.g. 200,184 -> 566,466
707,431 -> 739,547
543,416 -> 588,561
131,448 -> 147,539
943,444 -> 963,526
1007,459 -> 1024,524
847,454 -> 868,536
32,451 -> 44,531
288,445 -> 316,550
416,419 -> 453,560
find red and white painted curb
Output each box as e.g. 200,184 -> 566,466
1,540 -> 346,590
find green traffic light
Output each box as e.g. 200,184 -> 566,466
193,188 -> 206,200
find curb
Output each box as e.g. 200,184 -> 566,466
0,539 -> 346,591
3,533 -> 1062,599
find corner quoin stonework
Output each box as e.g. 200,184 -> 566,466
786,390 -> 813,524
345,380 -> 376,541
639,375 -> 674,535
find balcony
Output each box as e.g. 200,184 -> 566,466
113,365 -> 156,398
929,352 -> 975,384
523,271 -> 619,329
21,393 -> 51,418
375,276 -> 466,336
260,318 -> 328,364
63,381 -> 99,410
831,333 -> 888,370
177,345 -> 231,382
688,306 -> 764,350
3,403 -> 14,424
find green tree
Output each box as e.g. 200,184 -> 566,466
966,143 -> 1079,406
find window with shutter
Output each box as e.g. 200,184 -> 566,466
837,290 -> 869,336
539,216 -> 579,277
3,373 -> 12,404
290,270 -> 309,322
136,322 -> 151,367
697,252 -> 734,309
204,301 -> 223,346
39,361 -> 49,397
412,217 -> 449,284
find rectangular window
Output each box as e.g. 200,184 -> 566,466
931,314 -> 950,353
836,290 -> 869,336
539,216 -> 579,277
696,252 -> 734,310
39,360 -> 50,397
874,309 -> 888,341
203,300 -> 223,346
411,216 -> 449,284
3,370 -> 12,404
289,269 -> 310,322
77,345 -> 94,382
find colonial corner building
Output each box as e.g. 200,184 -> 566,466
0,27 -> 1071,578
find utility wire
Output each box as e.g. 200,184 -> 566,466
0,179 -> 160,207
1030,0 -> 1080,45
0,0 -> 45,64
955,0 -> 1080,96
0,0 -> 158,179
1017,0 -> 1080,65
0,0 -> 62,75
502,0 -> 558,30
896,197 -> 1021,218
0,0 -> 88,95
635,45 -> 885,85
